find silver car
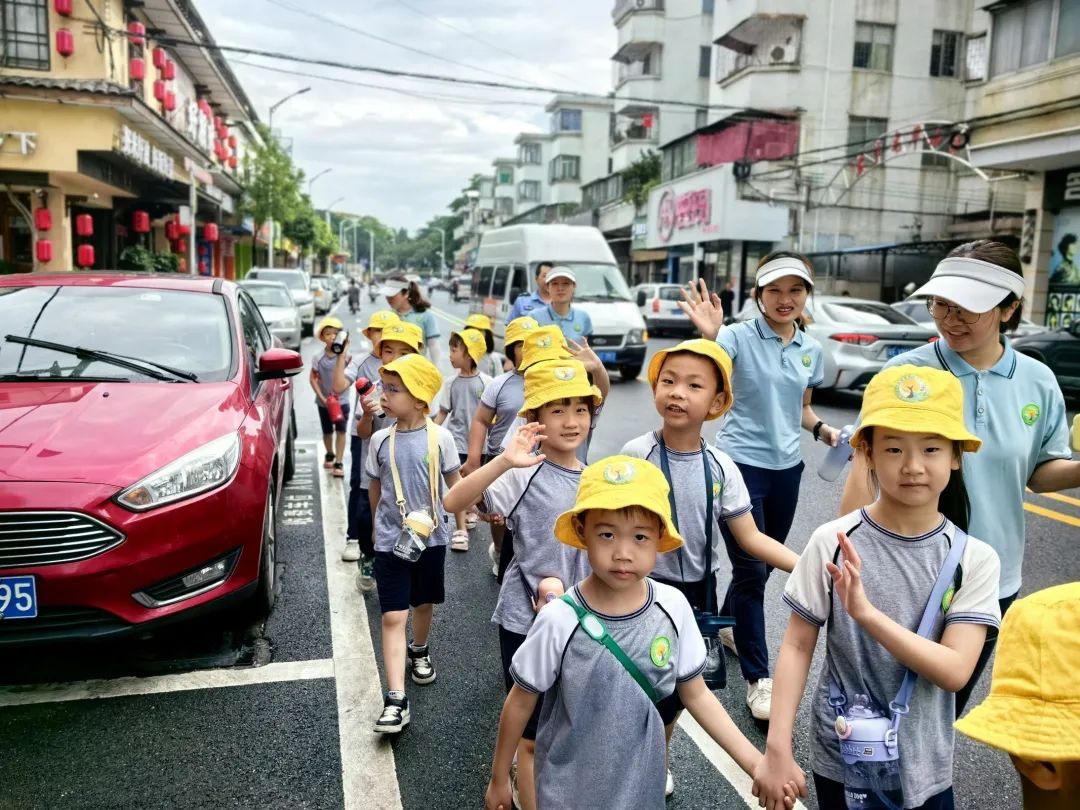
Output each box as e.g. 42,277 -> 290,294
890,299 -> 1049,337
735,295 -> 937,390
633,283 -> 694,336
245,268 -> 315,335
240,280 -> 302,350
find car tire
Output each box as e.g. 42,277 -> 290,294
619,363 -> 643,382
252,482 -> 278,617
283,416 -> 296,484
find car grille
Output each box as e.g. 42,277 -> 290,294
0,606 -> 128,644
588,334 -> 622,348
0,512 -> 124,569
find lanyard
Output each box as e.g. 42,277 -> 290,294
657,433 -> 716,613
388,419 -> 440,520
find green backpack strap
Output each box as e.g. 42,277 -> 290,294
560,594 -> 659,703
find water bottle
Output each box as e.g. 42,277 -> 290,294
393,509 -> 434,562
836,694 -> 904,810
332,329 -> 349,355
695,614 -> 729,690
818,424 -> 855,482
356,376 -> 385,419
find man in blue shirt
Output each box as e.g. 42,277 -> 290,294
507,261 -> 553,323
532,266 -> 593,342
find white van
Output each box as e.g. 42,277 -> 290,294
470,225 -> 648,380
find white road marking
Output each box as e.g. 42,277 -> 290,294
313,441 -> 403,810
0,658 -> 334,707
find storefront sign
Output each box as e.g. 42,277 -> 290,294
1046,167 -> 1080,328
1044,167 -> 1080,211
118,126 -> 175,179
185,101 -> 214,154
0,131 -> 38,155
657,188 -> 712,243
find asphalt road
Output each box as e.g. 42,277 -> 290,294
0,290 -> 1076,810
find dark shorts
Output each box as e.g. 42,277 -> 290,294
317,402 -> 351,435
499,625 -> 543,741
373,545 -> 447,613
813,773 -> 954,810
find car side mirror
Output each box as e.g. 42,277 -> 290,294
256,347 -> 304,381
636,290 -> 647,307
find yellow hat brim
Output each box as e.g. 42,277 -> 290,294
955,695 -> 1080,762
379,362 -> 440,413
518,384 -> 602,417
647,341 -> 734,420
851,408 -> 981,452
451,329 -> 487,364
554,499 -> 683,553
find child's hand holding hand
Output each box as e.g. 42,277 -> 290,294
484,777 -> 512,810
826,531 -> 873,622
751,748 -> 807,810
500,423 -> 546,469
677,278 -> 725,341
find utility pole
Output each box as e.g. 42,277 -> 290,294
430,226 -> 447,278
265,86 -> 310,267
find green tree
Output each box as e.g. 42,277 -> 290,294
240,124 -> 305,266
622,150 -> 661,208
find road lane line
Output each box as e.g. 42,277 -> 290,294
0,658 -> 334,707
431,306 -> 467,328
315,443 -> 404,810
1030,490 -> 1080,509
1023,502 -> 1080,528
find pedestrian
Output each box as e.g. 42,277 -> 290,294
840,240 -> 1079,714
679,253 -> 840,720
484,455 -> 798,810
532,266 -> 593,343
367,352 -> 463,734
465,313 -> 511,376
753,365 -> 1002,810
620,338 -> 800,798
379,275 -> 442,362
347,278 -> 361,315
341,309 -> 400,567
719,278 -> 736,319
446,358 -> 603,810
507,261 -> 554,322
955,582 -> 1080,810
310,316 -> 356,479
434,327 -> 492,552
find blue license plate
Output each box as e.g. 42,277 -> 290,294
886,345 -> 910,359
0,575 -> 37,620
597,351 -> 617,364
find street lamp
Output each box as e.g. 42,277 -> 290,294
265,86 -> 311,268
342,219 -> 360,272
362,227 -> 375,281
324,196 -> 344,227
308,167 -> 332,195
429,226 -> 447,278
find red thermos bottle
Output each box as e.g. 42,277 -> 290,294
356,377 -> 385,419
326,395 -> 345,427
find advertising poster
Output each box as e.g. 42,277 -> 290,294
1047,207 -> 1080,328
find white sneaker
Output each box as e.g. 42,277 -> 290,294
341,539 -> 361,562
747,677 -> 773,721
665,768 -> 674,798
488,541 -> 498,577
719,626 -> 737,655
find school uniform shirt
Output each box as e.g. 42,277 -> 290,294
784,509 -> 1001,807
507,290 -> 546,322
312,351 -> 355,406
532,303 -> 593,343
483,462 -> 590,635
510,581 -> 707,810
400,309 -> 440,346
881,338 -> 1071,598
479,371 -> 525,457
365,423 -> 460,553
348,352 -> 395,489
621,432 -> 752,583
478,351 -> 507,379
437,370 -> 492,455
714,317 -> 824,470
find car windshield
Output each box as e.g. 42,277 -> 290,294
821,301 -> 916,325
0,285 -> 233,382
251,270 -> 305,291
244,285 -> 294,308
565,263 -> 632,302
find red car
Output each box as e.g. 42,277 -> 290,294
0,273 -> 303,645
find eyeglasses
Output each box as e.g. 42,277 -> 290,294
383,383 -> 403,395
926,298 -> 983,325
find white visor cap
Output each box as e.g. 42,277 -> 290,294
755,257 -> 813,288
911,257 -> 1025,314
545,267 -> 577,284
378,281 -> 409,298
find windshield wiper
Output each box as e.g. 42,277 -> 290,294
4,335 -> 198,382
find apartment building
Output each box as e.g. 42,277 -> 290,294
513,132 -> 552,216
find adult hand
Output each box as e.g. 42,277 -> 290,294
826,531 -> 872,622
819,424 -> 841,448
677,279 -> 725,341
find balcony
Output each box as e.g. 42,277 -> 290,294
613,0 -> 664,25
715,14 -> 803,85
611,111 -> 659,146
614,47 -> 662,89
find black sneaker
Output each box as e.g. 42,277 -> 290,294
407,645 -> 437,685
373,693 -> 410,734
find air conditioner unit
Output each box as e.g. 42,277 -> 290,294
768,43 -> 796,64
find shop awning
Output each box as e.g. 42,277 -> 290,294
632,249 -> 668,262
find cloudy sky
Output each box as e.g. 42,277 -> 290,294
199,0 -> 615,231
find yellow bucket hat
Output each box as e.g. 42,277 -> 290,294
518,358 -> 602,416
379,352 -> 442,413
519,325 -> 572,370
850,364 -> 981,452
505,316 -> 540,348
451,327 -> 487,364
647,338 -> 735,420
376,321 -> 424,355
465,313 -> 493,332
554,455 -> 683,553
363,310 -> 400,339
316,316 -> 344,336
955,582 -> 1080,761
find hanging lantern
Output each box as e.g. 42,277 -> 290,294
76,214 -> 94,237
36,240 -> 53,263
34,208 -> 52,232
178,223 -> 191,237
153,48 -> 167,69
228,135 -> 237,149
132,210 -> 150,233
164,91 -> 177,112
55,0 -> 73,16
130,57 -> 145,81
228,155 -> 238,170
203,223 -> 219,242
127,21 -> 146,47
198,99 -> 212,118
213,116 -> 224,135
165,220 -> 180,241
164,59 -> 176,81
56,29 -> 74,57
174,239 -> 187,254
153,80 -> 166,101
77,244 -> 95,268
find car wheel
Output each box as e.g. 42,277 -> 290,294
619,363 -> 643,382
252,482 -> 278,617
283,416 -> 296,484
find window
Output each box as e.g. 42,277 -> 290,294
965,33 -> 988,81
699,46 -> 712,78
695,108 -> 708,129
491,266 -> 510,299
519,143 -> 542,165
518,180 -> 541,202
1,0 -> 49,70
495,196 -> 514,216
549,155 -> 580,182
930,30 -> 962,76
551,108 -> 582,133
497,167 -> 513,185
1057,0 -> 1080,58
853,22 -> 894,71
990,0 -> 1053,76
662,138 -> 697,181
702,0 -> 715,12
847,116 -> 888,157
475,265 -> 495,298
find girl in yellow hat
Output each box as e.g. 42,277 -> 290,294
465,313 -> 510,377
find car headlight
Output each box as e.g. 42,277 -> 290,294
116,433 -> 242,511
627,329 -> 646,344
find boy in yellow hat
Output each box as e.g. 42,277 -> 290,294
367,352 -> 463,735
465,313 -> 509,377
310,316 -> 355,479
955,581 -> 1080,809
484,455 -> 792,810
446,357 -> 603,810
621,338 -> 799,796
754,365 -> 1001,810
341,310 -> 400,566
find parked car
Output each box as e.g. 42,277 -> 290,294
633,283 -> 693,336
0,273 -> 304,645
734,295 -> 937,390
240,279 -> 302,350
890,299 -> 1049,337
450,274 -> 472,302
245,268 -> 315,335
310,277 -> 333,314
1011,322 -> 1080,396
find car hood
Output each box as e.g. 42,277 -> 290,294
0,381 -> 246,487
259,305 -> 298,324
575,301 -> 646,332
290,289 -> 313,304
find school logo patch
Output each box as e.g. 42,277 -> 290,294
894,374 -> 930,403
712,481 -> 722,498
603,461 -> 636,485
650,636 -> 672,668
941,584 -> 956,614
801,354 -> 812,368
553,366 -> 577,382
536,334 -> 554,349
1021,403 -> 1040,426
574,323 -> 583,333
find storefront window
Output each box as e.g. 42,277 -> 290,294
1,0 -> 50,70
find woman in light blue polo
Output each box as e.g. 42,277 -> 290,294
681,252 -> 841,721
841,239 -> 1078,714
381,276 -> 442,362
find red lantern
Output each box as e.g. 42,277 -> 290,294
203,223 -> 219,242
165,91 -> 177,112
76,214 -> 94,237
164,60 -> 176,81
55,0 -> 73,16
36,239 -> 53,263
213,116 -> 223,134
56,29 -> 74,57
228,155 -> 238,170
165,220 -> 180,241
127,21 -> 146,47
153,80 -> 165,101
228,135 -> 237,149
175,239 -> 187,254
34,208 -> 52,232
198,99 -> 212,118
132,210 -> 150,233
130,57 -> 145,81
178,223 -> 191,237
77,244 -> 95,268
153,48 -> 166,69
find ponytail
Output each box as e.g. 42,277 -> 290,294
408,281 -> 431,312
